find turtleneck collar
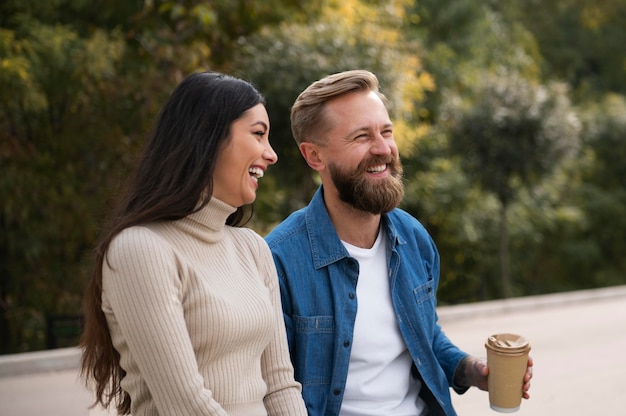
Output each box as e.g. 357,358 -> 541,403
176,197 -> 238,243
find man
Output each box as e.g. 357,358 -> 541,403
265,70 -> 532,416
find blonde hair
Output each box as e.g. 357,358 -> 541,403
290,69 -> 387,146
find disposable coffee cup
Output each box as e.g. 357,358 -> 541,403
485,333 -> 531,413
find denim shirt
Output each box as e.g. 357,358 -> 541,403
266,187 -> 469,416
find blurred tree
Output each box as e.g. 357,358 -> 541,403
402,130 -> 502,303
0,13 -> 130,353
1,0 -> 625,353
404,0 -> 542,123
576,95 -> 626,285
509,94 -> 626,294
510,164 -> 592,294
402,1 -> 544,301
495,0 -> 626,95
446,74 -> 581,297
0,0 -> 314,353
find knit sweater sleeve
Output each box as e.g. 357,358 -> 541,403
245,231 -> 308,416
102,227 -> 228,415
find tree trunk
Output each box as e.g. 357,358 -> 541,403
499,202 -> 513,298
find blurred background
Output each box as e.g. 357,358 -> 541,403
1,0 -> 625,355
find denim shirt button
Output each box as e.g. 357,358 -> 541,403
343,340 -> 350,347
333,388 -> 341,395
349,292 -> 355,299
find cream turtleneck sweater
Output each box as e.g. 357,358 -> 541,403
102,198 -> 307,416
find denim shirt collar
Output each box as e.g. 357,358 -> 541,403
304,186 -> 405,269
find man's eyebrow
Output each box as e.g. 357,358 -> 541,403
345,123 -> 393,138
346,126 -> 368,136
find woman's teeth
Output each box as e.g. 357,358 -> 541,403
249,167 -> 264,178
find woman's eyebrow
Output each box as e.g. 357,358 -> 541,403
251,121 -> 268,130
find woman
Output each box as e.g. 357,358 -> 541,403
80,71 -> 307,416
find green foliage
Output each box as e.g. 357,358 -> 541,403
0,8 -> 132,352
574,95 -> 626,285
447,74 -> 581,205
497,0 -> 626,94
444,73 -> 581,297
581,94 -> 626,189
402,131 -> 502,303
505,163 -> 591,294
0,0 -> 312,353
406,1 -> 542,124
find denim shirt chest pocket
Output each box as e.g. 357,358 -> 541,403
413,279 -> 435,304
410,276 -> 437,336
293,315 -> 335,385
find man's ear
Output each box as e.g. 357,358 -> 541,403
299,142 -> 324,171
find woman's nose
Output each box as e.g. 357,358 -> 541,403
264,143 -> 278,165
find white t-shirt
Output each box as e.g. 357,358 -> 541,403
340,228 -> 426,416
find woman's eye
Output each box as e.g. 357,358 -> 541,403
254,131 -> 266,138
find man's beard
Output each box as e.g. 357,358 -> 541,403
328,155 -> 404,214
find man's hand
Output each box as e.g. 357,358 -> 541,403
456,355 -> 534,399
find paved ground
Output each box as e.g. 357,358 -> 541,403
442,286 -> 626,415
1,285 -> 625,416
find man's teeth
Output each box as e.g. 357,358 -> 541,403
249,167 -> 264,178
367,164 -> 386,173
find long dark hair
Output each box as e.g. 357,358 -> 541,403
80,71 -> 265,414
